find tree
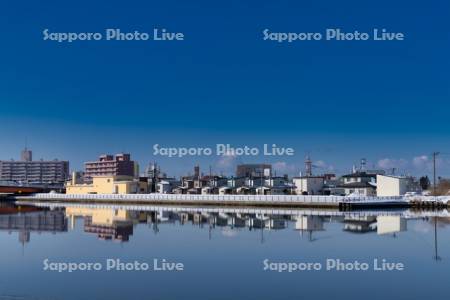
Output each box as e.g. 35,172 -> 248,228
436,179 -> 450,196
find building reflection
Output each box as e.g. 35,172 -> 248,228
61,207 -> 419,240
23,203 -> 434,260
65,207 -> 136,242
343,216 -> 377,233
0,205 -> 67,244
3,201 -> 446,263
295,215 -> 325,241
377,216 -> 407,235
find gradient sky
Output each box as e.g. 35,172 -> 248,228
0,0 -> 449,177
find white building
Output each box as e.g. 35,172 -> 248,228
265,177 -> 288,187
201,186 -> 213,194
219,186 -> 233,195
227,177 -> 246,188
339,172 -> 377,196
376,175 -> 420,196
292,176 -> 324,195
157,178 -> 180,194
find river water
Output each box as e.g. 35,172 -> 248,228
0,202 -> 449,300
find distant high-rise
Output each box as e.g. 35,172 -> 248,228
146,162 -> 166,179
21,148 -> 32,162
194,165 -> 200,179
304,156 -> 313,177
0,148 -> 69,185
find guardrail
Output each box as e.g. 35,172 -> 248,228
15,193 -> 410,204
341,196 -> 406,203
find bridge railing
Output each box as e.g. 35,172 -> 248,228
17,193 -> 355,204
21,193 -> 438,204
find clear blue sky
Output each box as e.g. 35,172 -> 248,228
0,0 -> 449,177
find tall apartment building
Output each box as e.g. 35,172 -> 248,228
84,153 -> 135,182
0,148 -> 69,185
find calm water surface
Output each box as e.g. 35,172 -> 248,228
0,202 -> 449,300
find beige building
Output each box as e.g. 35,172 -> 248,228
376,175 -> 420,197
66,175 -> 148,194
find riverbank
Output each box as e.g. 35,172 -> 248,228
9,193 -> 419,209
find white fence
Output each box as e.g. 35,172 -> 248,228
15,193 -> 407,204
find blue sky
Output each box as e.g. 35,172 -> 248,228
0,0 -> 449,177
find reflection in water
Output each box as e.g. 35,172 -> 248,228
1,202 -> 448,300
65,208 -> 135,242
377,216 -> 407,235
2,202 -> 447,262
0,205 -> 67,244
343,216 -> 377,234
433,217 -> 441,261
295,216 -> 325,242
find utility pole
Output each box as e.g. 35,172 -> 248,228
433,217 -> 441,261
432,151 -> 442,261
432,152 -> 440,196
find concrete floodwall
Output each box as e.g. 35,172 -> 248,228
14,193 -> 405,204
